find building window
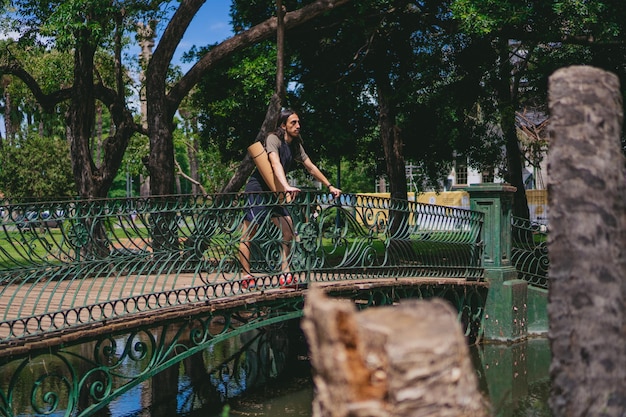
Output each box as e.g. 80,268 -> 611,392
482,169 -> 494,183
455,157 -> 468,185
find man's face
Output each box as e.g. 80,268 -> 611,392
283,114 -> 300,142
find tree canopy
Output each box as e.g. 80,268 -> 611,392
0,0 -> 353,199
1,0 -> 626,205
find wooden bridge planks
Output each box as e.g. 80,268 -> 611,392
0,275 -> 486,344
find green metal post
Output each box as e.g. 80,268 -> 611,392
468,183 -> 528,342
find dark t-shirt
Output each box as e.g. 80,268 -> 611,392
245,134 -> 308,192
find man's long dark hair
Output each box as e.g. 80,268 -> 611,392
271,108 -> 303,160
273,108 -> 295,139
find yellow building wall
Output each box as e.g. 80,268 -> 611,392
356,189 -> 548,224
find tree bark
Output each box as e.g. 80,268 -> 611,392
547,65 -> 626,417
302,287 -> 487,417
376,79 -> 407,202
220,93 -> 282,193
495,38 -> 530,220
375,74 -> 409,247
147,0 -> 352,196
67,29 -> 97,198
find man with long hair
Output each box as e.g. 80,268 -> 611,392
239,109 -> 341,287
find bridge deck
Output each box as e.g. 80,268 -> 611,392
0,192 -> 490,352
0,274 -> 488,357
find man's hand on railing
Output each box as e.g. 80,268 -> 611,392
285,185 -> 301,196
328,185 -> 342,198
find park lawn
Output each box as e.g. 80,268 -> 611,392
1,225 -> 479,271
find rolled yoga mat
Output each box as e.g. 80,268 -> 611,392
247,141 -> 290,202
247,141 -> 277,192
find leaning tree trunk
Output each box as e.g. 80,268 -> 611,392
143,0 -> 353,197
146,81 -> 177,197
221,93 -> 283,193
547,65 -> 626,417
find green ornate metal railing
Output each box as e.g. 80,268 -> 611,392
0,281 -> 488,417
511,216 -> 549,289
0,192 -> 485,343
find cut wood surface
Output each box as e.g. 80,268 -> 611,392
302,286 -> 487,417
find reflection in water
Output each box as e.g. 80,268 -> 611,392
471,338 -> 552,417
1,320 -> 550,417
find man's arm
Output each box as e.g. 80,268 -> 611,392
302,158 -> 342,197
268,152 -> 300,193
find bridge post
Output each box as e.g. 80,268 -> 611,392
468,183 -> 528,342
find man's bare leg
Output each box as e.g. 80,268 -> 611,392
238,220 -> 257,287
273,215 -> 295,284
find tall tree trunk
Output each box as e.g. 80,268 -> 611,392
376,74 -> 409,248
495,38 -> 529,219
152,0 -> 352,195
146,0 -> 205,196
65,31 -> 112,257
146,95 -> 176,196
66,18 -> 138,200
548,66 -> 626,417
67,30 -> 98,198
2,76 -> 13,146
376,80 -> 407,202
138,21 -> 155,197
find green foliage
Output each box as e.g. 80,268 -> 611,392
193,42 -> 277,163
197,143 -> 238,193
336,159 -> 377,193
13,0 -> 166,50
41,0 -> 117,49
0,133 -> 74,199
0,40 -> 71,137
451,0 -> 536,35
553,0 -> 622,38
450,0 -> 626,150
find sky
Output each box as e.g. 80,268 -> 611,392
171,2 -> 234,72
1,3 -> 235,73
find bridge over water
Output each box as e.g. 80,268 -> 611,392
0,184 -> 548,416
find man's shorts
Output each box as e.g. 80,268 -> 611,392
243,193 -> 290,223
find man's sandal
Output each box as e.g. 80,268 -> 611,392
279,273 -> 298,288
241,275 -> 256,289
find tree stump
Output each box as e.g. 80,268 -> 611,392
301,287 -> 488,417
548,65 -> 626,416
